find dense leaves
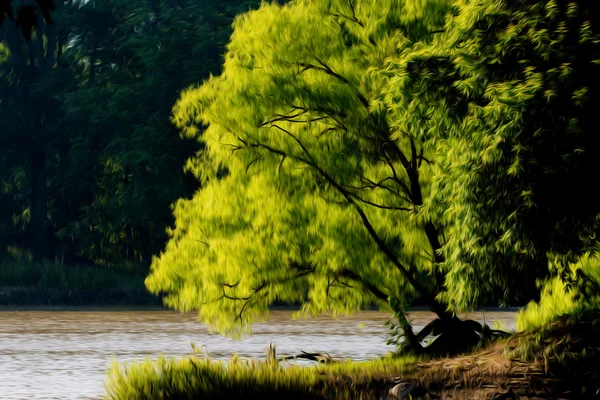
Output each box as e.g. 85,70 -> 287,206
147,0 -> 600,342
388,0 -> 600,309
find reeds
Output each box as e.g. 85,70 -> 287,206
104,344 -> 418,400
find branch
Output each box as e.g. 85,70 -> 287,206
279,351 -> 339,364
297,57 -> 369,109
346,0 -> 361,26
347,191 -> 412,211
266,124 -> 446,316
381,139 -> 411,172
385,160 -> 413,196
339,268 -> 389,303
318,193 -> 346,206
290,262 -> 316,277
327,0 -> 363,27
357,175 -> 408,199
260,115 -> 330,127
289,261 -> 388,304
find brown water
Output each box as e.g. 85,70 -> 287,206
0,309 -> 516,399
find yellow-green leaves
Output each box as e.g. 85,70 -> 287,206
153,0 -> 600,336
151,0 -> 452,336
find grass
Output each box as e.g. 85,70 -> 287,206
105,309 -> 600,399
0,259 -> 161,305
105,351 -> 419,400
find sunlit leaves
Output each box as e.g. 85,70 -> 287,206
149,0 -> 451,335
150,0 -> 600,336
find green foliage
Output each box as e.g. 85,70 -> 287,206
516,277 -> 578,332
386,0 -> 600,309
517,254 -> 600,332
0,259 -> 147,292
148,0 -> 456,336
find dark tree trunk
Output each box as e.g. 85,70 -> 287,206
30,117 -> 47,262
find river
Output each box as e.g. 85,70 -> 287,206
0,309 -> 517,399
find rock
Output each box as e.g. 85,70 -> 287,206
389,382 -> 415,400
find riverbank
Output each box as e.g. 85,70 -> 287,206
0,260 -> 161,306
104,309 -> 600,399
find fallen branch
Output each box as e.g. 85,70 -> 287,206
279,351 -> 340,364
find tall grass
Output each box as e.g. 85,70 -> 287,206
105,309 -> 600,400
517,253 -> 600,332
105,350 -> 419,400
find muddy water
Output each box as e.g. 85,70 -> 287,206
0,309 -> 516,399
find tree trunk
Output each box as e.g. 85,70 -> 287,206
30,147 -> 47,262
30,116 -> 47,262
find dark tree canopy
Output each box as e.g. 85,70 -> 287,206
391,0 -> 600,309
1,0 -> 260,264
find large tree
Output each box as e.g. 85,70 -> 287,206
148,0 -> 600,352
146,0 -> 493,352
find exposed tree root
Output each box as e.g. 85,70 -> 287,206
375,312 -> 600,399
401,317 -> 510,357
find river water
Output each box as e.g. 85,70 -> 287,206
0,309 -> 517,399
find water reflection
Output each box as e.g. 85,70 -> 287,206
0,309 -> 516,399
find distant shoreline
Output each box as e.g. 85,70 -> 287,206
0,286 -> 162,307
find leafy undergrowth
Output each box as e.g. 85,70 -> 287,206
105,311 -> 600,400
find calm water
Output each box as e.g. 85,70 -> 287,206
0,309 -> 516,399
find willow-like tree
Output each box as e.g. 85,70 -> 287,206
147,0 -> 489,353
149,0 -> 600,351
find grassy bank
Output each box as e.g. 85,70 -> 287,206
106,351 -> 420,400
0,260 -> 161,306
105,310 -> 600,399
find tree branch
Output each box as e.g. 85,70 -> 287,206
264,123 -> 448,318
338,268 -> 389,303
297,57 -> 370,109
347,191 -> 412,211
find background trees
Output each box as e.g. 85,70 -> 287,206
0,0 -> 67,262
1,0 -> 260,265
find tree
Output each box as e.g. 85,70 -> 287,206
149,0 -> 600,352
146,0 -> 497,352
383,0 -> 600,310
0,0 -> 65,261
